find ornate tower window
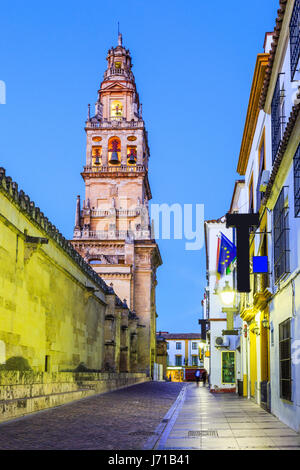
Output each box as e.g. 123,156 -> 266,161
111,100 -> 123,119
108,137 -> 121,165
92,146 -> 102,166
127,146 -> 137,165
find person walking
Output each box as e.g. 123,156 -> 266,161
202,369 -> 207,387
194,369 -> 201,387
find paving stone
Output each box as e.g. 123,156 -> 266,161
0,382 -> 184,450
155,385 -> 298,450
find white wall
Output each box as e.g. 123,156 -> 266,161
205,220 -> 241,390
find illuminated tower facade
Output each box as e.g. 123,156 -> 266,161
71,34 -> 162,375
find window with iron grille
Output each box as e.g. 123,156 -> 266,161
271,75 -> 285,163
290,0 -> 300,80
256,137 -> 265,211
279,318 -> 292,401
249,177 -> 254,213
273,187 -> 290,283
176,342 -> 182,350
293,144 -> 300,217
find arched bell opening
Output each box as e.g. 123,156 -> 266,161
108,137 -> 121,166
127,146 -> 137,166
92,146 -> 102,166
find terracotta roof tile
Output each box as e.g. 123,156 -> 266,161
161,333 -> 202,340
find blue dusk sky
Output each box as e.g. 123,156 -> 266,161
0,0 -> 278,333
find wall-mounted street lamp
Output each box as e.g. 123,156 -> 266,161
219,281 -> 235,306
218,282 -> 239,336
252,323 -> 260,336
262,317 -> 270,329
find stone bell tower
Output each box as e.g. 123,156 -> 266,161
71,33 -> 162,376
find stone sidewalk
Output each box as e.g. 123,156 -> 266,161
0,382 -> 184,450
154,383 -> 300,450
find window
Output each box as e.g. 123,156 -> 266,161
256,134 -> 265,211
175,355 -> 182,366
192,356 -> 198,366
192,342 -> 197,350
289,0 -> 300,80
166,342 -> 169,350
108,137 -> 121,165
127,146 -> 137,165
92,146 -> 102,166
271,75 -> 285,163
273,187 -> 290,283
110,100 -> 123,119
293,144 -> 300,217
249,176 -> 254,213
176,342 -> 182,350
279,319 -> 292,401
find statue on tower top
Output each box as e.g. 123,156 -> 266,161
118,32 -> 123,47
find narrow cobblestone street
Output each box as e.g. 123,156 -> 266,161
0,382 -> 184,450
1,381 -> 300,451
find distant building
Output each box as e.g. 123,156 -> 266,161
155,332 -> 168,379
158,333 -> 207,382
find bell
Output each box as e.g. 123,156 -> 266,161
109,139 -> 120,165
127,149 -> 136,165
93,149 -> 101,165
109,151 -> 119,165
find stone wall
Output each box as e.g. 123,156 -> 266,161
0,166 -> 142,376
0,371 -> 147,422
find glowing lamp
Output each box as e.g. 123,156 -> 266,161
219,281 -> 235,306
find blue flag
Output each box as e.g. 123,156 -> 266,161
217,232 -> 237,278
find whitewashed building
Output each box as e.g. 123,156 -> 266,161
204,218 -> 242,392
228,0 -> 300,431
158,332 -> 206,381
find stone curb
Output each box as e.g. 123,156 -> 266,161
143,384 -> 188,450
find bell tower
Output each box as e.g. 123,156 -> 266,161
71,34 -> 162,376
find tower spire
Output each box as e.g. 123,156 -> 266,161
118,22 -> 122,46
